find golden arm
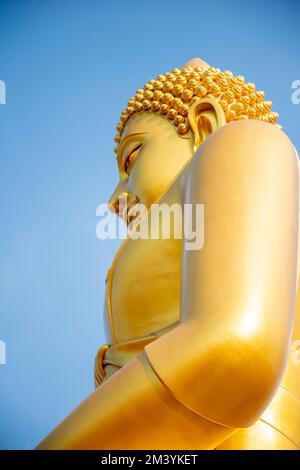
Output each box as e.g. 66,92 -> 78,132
145,119 -> 299,428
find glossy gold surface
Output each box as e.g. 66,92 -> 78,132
37,58 -> 300,450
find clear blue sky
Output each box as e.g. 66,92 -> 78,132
0,0 -> 299,449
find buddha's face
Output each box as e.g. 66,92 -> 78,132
108,112 -> 194,222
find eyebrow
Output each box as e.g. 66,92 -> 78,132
116,132 -> 147,169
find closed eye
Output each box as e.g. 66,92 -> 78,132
123,143 -> 143,175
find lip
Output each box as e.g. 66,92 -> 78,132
125,200 -> 139,226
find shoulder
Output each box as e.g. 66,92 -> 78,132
187,120 -> 299,201
193,120 -> 298,175
208,120 -> 296,162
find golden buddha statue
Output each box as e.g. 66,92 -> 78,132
37,58 -> 300,450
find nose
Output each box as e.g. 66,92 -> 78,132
108,182 -> 138,218
108,182 -> 127,215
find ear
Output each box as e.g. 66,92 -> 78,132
187,97 -> 226,151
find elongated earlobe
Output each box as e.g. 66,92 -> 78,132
187,97 -> 227,151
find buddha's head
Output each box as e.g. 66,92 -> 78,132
108,58 -> 279,222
